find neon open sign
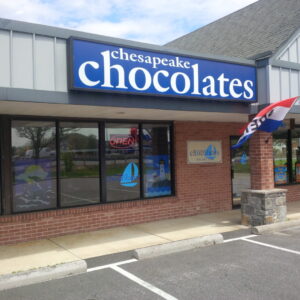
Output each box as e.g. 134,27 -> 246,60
109,134 -> 136,149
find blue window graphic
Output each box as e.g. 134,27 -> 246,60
120,163 -> 139,187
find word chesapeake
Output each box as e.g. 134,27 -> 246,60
77,48 -> 255,99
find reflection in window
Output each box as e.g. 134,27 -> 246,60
231,138 -> 250,206
142,124 -> 172,197
273,131 -> 288,184
12,121 -> 57,212
60,122 -> 100,207
105,124 -> 140,202
292,129 -> 300,183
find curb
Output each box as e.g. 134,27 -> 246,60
252,219 -> 300,235
133,234 -> 223,260
0,260 -> 87,291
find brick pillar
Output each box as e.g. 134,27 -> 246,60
249,130 -> 274,190
241,126 -> 287,226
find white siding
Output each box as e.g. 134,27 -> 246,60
279,35 -> 300,63
289,42 -> 298,63
290,70 -> 299,97
0,30 -> 10,87
270,66 -> 300,102
0,30 -> 67,92
281,69 -> 290,99
12,32 -> 33,89
55,38 -> 67,91
35,35 -> 55,90
280,50 -> 289,62
270,67 -> 281,102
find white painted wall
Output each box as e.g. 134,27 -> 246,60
278,33 -> 300,63
269,66 -> 300,102
0,29 -> 67,91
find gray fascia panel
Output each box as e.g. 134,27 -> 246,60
271,60 -> 300,71
0,18 -> 255,67
0,87 -> 250,114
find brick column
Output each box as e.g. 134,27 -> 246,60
249,131 -> 274,190
241,126 -> 287,226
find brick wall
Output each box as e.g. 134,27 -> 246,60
285,185 -> 300,202
0,121 -> 242,245
249,131 -> 274,190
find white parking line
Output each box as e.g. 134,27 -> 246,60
223,235 -> 257,243
111,265 -> 178,300
242,238 -> 300,256
87,259 -> 137,272
87,258 -> 178,299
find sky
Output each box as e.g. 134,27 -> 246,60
0,0 -> 258,45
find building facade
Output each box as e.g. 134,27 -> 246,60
1,0 -> 300,245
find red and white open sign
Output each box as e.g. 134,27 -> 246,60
109,134 -> 136,149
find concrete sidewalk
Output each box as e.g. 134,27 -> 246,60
0,201 -> 299,277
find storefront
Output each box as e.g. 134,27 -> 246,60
0,0 -> 300,245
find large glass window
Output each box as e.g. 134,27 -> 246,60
59,122 -> 100,207
10,119 -> 174,213
105,123 -> 140,202
273,128 -> 300,185
273,131 -> 288,185
12,121 -> 57,212
291,129 -> 300,183
142,124 -> 172,197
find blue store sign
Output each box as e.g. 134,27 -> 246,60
69,38 -> 257,102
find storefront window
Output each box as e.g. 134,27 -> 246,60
105,123 -> 140,202
291,129 -> 300,183
10,119 -> 173,213
12,121 -> 57,212
142,124 -> 172,197
273,131 -> 288,185
59,122 -> 100,207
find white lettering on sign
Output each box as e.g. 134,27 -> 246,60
78,61 -> 100,86
76,47 -> 255,100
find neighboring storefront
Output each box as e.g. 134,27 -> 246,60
1,0 -> 300,244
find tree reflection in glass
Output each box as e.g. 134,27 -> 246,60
12,121 -> 57,212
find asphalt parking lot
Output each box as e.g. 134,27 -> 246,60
1,227 -> 300,300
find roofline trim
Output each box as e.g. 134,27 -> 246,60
0,17 -> 255,67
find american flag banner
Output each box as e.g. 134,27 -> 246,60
232,96 -> 299,149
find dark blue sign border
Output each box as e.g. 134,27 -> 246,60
67,37 -> 257,103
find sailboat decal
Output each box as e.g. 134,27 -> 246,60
204,144 -> 218,160
120,162 -> 139,187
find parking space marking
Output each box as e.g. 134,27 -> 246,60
87,259 -> 138,272
242,238 -> 300,256
223,234 -> 257,243
111,265 -> 178,300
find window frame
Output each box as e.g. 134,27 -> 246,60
4,115 -> 174,215
273,128 -> 300,186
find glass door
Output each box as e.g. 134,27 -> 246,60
230,137 -> 250,208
